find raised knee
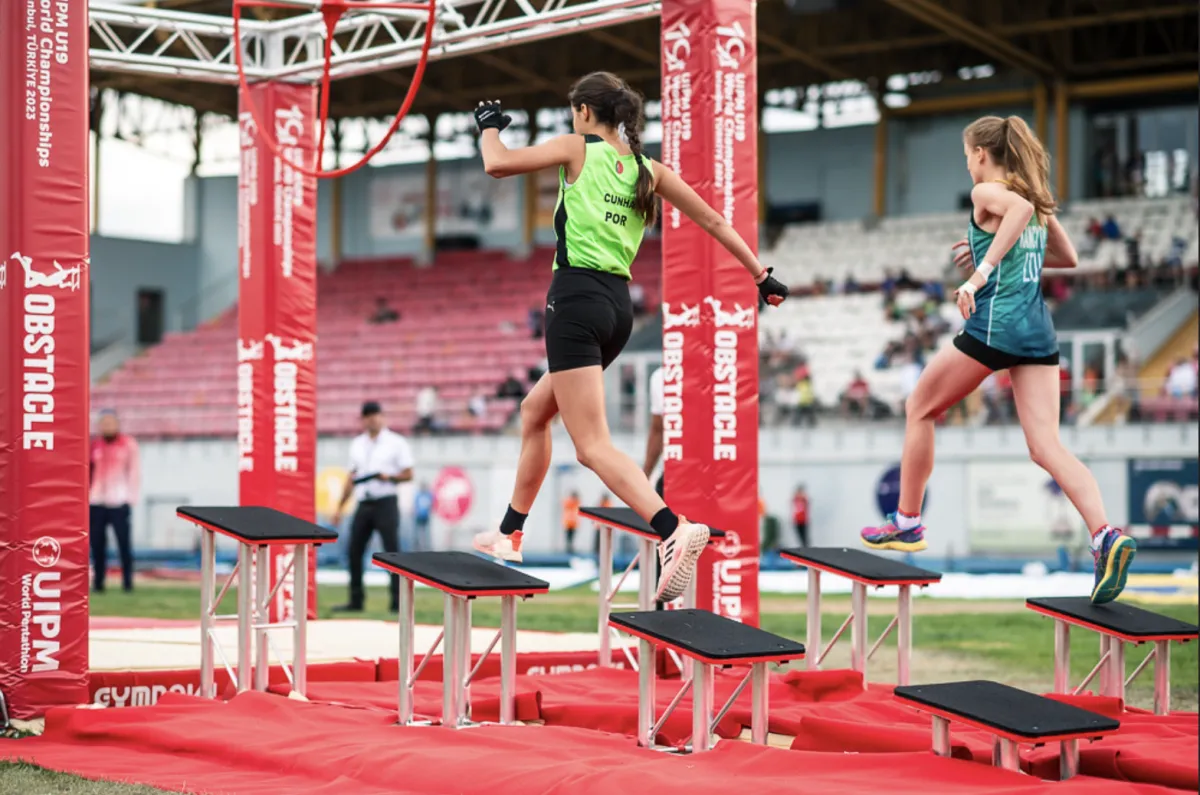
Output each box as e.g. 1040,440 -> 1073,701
575,442 -> 603,471
1028,440 -> 1056,469
519,396 -> 547,434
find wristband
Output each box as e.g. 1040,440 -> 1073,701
975,260 -> 995,280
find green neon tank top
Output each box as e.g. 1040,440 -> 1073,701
552,134 -> 647,280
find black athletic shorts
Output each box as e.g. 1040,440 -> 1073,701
544,267 -> 634,373
953,331 -> 1059,371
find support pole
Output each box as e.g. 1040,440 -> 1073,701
254,545 -> 270,691
424,116 -> 438,262
896,584 -> 911,685
442,593 -> 458,725
692,662 -> 713,752
1034,82 -> 1048,143
806,568 -> 821,671
1054,81 -> 1069,202
500,595 -> 517,724
293,544 -> 309,695
873,110 -> 888,218
598,526 -> 613,666
851,581 -> 868,682
1053,621 -> 1070,693
638,537 -> 656,610
1060,739 -> 1079,780
236,544 -> 253,692
637,637 -> 656,747
457,597 -> 473,726
199,530 -> 216,698
931,716 -> 951,757
397,579 -> 415,724
750,662 -> 769,744
993,737 -> 1021,771
1153,640 -> 1171,716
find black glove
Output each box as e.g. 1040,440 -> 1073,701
474,100 -> 512,133
757,267 -> 789,306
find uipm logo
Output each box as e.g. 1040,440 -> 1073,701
13,251 -> 85,291
662,302 -> 701,330
237,338 -> 265,362
704,297 -> 755,329
265,333 -> 314,362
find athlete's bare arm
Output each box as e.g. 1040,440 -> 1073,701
1043,215 -> 1079,269
972,182 -> 1036,266
651,161 -> 767,282
480,131 -> 585,180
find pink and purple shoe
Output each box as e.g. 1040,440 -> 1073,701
861,513 -> 928,552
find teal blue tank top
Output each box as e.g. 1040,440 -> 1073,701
963,214 -> 1059,358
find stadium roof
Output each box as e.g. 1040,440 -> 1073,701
92,0 -> 1198,120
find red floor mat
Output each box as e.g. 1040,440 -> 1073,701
2,692 -> 1183,795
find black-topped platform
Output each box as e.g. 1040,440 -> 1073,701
895,681 -> 1119,740
610,609 -> 805,665
176,506 -> 332,701
1028,597 -> 1200,640
780,547 -> 942,585
372,551 -> 545,728
1027,596 -> 1198,715
373,551 -> 550,597
177,506 -> 338,544
580,506 -> 727,540
781,547 -> 941,687
611,609 -> 804,753
895,680 -> 1120,778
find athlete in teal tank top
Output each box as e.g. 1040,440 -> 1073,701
863,115 -> 1136,607
963,214 -> 1058,358
469,72 -> 789,607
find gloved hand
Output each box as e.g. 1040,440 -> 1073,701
756,267 -> 789,306
474,100 -> 512,134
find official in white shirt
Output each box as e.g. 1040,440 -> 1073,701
331,401 -> 415,612
642,366 -> 666,498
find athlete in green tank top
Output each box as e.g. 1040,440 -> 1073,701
963,215 -> 1057,357
552,135 -> 646,280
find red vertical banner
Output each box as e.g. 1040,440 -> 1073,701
237,83 -> 319,621
661,0 -> 760,625
0,0 -> 91,717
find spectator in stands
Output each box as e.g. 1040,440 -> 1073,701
897,268 -> 921,290
1086,217 -> 1103,242
629,281 -> 647,315
898,352 -> 923,407
773,373 -> 800,424
414,385 -> 439,435
1059,358 -> 1073,424
89,410 -> 140,593
468,390 -> 488,421
412,483 -> 434,552
1101,214 -> 1122,240
843,273 -> 859,294
563,491 -> 581,555
370,296 -> 399,324
497,371 -> 526,400
330,401 -> 414,613
840,371 -> 872,418
528,307 -> 545,339
1125,230 -> 1142,272
792,485 -> 810,547
1165,357 -> 1198,398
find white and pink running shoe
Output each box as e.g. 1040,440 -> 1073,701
472,529 -> 524,563
654,518 -> 711,602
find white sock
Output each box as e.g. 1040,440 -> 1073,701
895,512 -> 921,531
1090,526 -> 1111,550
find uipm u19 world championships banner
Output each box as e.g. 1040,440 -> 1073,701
660,0 -> 761,626
0,0 -> 91,718
237,83 -> 319,621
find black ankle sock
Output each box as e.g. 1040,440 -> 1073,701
649,508 -> 679,541
500,505 -> 528,535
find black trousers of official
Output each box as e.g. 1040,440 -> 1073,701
90,504 -> 134,592
347,496 -> 400,609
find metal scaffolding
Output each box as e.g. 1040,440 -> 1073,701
88,0 -> 662,82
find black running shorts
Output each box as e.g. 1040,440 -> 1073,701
953,331 -> 1059,371
544,267 -> 634,373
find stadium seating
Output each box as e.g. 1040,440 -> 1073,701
91,244 -> 663,438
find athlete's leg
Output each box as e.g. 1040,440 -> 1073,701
1009,365 -> 1107,531
863,344 -> 989,551
474,374 -> 557,562
551,365 -> 709,602
551,365 -> 664,519
510,373 -> 558,513
1010,364 -> 1136,604
899,345 -> 991,514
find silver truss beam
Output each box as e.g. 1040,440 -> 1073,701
88,0 -> 661,83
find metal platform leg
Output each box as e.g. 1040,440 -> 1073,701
199,529 -> 216,699
692,661 -> 714,752
442,593 -> 459,726
236,543 -> 253,693
1153,640 -> 1170,716
598,526 -> 613,666
293,545 -> 309,695
397,578 -> 415,724
931,716 -> 951,757
851,581 -> 868,682
638,537 -> 656,610
1059,739 -> 1079,780
897,584 -> 912,686
637,637 -> 657,747
457,597 -> 473,726
1109,637 -> 1125,702
806,568 -> 821,671
500,595 -> 517,724
750,662 -> 769,745
1053,620 -> 1070,693
993,737 -> 1021,772
254,545 -> 270,691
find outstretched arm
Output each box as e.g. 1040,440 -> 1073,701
480,131 -> 583,179
1043,215 -> 1079,269
652,161 -> 763,280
